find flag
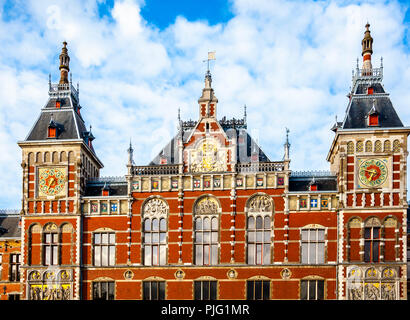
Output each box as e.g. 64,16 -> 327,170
208,51 -> 216,60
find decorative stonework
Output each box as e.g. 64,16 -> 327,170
248,194 -> 272,213
194,196 -> 219,215
189,138 -> 227,173
143,197 -> 168,218
280,268 -> 292,279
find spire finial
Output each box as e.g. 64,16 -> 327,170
284,127 -> 290,160
59,41 -> 70,85
361,23 -> 373,71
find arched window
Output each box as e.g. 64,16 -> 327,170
384,140 -> 391,152
365,141 -> 372,152
194,196 -> 219,265
347,141 -> 354,154
142,197 -> 168,266
356,141 -> 363,152
374,140 -> 382,153
246,194 -> 273,265
393,140 -> 400,152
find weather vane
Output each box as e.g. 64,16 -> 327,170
203,51 -> 216,73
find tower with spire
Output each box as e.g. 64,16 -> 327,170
17,42 -> 103,300
327,23 -> 409,300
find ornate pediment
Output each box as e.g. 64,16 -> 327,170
189,137 -> 227,173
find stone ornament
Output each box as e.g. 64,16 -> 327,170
248,195 -> 272,213
195,196 -> 219,215
280,268 -> 292,280
227,269 -> 237,279
143,197 -> 168,218
175,269 -> 185,280
124,270 -> 134,280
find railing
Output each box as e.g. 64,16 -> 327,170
291,170 -> 335,177
236,162 -> 285,173
48,82 -> 79,102
132,164 -> 180,176
353,67 -> 383,81
88,176 -> 126,183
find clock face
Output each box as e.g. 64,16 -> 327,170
358,158 -> 388,188
38,167 -> 67,196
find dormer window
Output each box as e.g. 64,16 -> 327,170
309,184 -> 318,191
55,100 -> 61,109
102,190 -> 109,196
48,127 -> 57,138
369,114 -> 379,126
367,87 -> 374,95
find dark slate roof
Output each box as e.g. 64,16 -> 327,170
150,119 -> 270,165
24,86 -> 97,154
84,180 -> 128,197
26,110 -> 83,140
354,83 -> 385,95
342,96 -> 403,129
289,173 -> 337,192
0,214 -> 21,239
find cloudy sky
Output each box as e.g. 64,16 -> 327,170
1,0 -> 410,209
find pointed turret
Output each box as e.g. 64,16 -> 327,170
361,23 -> 373,72
198,70 -> 218,119
59,41 -> 70,84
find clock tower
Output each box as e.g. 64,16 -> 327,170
17,42 -> 103,300
327,24 -> 409,299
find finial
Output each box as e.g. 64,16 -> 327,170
178,107 -> 181,122
59,41 -> 70,85
48,73 -> 51,89
380,56 -> 383,68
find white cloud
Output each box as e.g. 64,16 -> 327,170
0,0 -> 409,209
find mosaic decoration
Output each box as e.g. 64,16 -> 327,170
204,179 -> 211,188
256,177 -> 263,186
299,198 -> 307,208
321,199 -> 329,208
91,202 -> 98,214
277,177 -> 284,186
213,178 -> 221,188
110,203 -> 118,213
171,180 -> 178,189
310,198 -> 318,208
236,178 -> 243,187
100,203 -> 108,213
152,180 -> 159,190
193,179 -> 201,188
132,181 -> 139,191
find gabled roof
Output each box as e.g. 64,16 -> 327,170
149,118 -> 270,165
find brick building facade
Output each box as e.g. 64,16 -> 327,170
11,24 -> 409,300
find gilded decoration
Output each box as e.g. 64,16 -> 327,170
248,194 -> 272,213
143,197 -> 168,218
190,138 -> 227,173
175,269 -> 185,280
227,269 -> 237,279
28,269 -> 72,300
124,270 -> 134,280
280,268 -> 291,280
194,196 -> 219,215
347,266 -> 398,300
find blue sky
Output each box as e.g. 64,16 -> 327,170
0,0 -> 410,209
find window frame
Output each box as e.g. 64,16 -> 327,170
142,281 -> 166,300
93,232 -> 116,267
246,280 -> 270,300
194,280 -> 218,300
300,279 -> 325,300
300,228 -> 326,264
194,215 -> 219,266
92,281 -> 115,300
143,217 -> 167,266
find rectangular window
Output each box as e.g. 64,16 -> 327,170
364,227 -> 380,262
55,101 -> 61,108
143,281 -> 165,300
93,232 -> 115,266
369,114 -> 379,126
301,229 -> 325,264
92,281 -> 115,300
43,233 -> 59,266
246,280 -> 270,300
9,254 -> 20,282
300,280 -> 324,300
194,281 -> 217,300
48,127 -> 56,138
